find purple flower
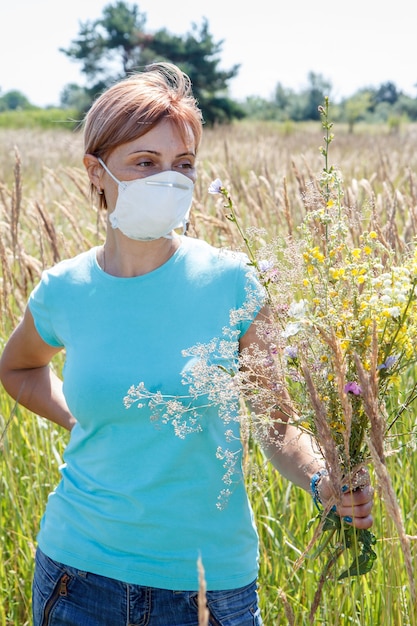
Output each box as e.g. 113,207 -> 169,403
208,178 -> 223,194
344,381 -> 362,396
284,346 -> 298,359
258,259 -> 274,273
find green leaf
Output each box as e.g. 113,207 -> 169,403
338,529 -> 377,579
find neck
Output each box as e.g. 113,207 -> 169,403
99,234 -> 181,277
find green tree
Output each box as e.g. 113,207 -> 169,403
342,91 -> 373,133
374,81 -> 400,106
60,1 -> 148,98
0,90 -> 33,111
147,19 -> 242,124
394,93 -> 417,121
302,71 -> 333,120
59,84 -> 92,111
60,1 -> 242,124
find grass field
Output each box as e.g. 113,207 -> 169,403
1,120 -> 417,625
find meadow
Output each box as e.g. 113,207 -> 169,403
1,118 -> 417,625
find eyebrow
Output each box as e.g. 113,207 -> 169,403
128,149 -> 196,158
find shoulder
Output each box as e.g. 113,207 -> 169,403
179,237 -> 265,313
29,249 -> 98,307
38,248 -> 97,284
181,236 -> 250,273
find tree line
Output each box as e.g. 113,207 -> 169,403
1,1 -> 417,130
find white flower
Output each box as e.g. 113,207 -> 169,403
387,306 -> 401,318
281,322 -> 302,338
208,178 -> 223,194
288,299 -> 307,319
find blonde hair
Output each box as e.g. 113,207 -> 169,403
83,62 -> 203,207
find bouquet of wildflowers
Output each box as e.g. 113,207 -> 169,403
124,100 -> 417,609
208,99 -> 417,592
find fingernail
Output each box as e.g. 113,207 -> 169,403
343,516 -> 353,523
342,485 -> 348,493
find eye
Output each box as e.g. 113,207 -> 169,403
175,156 -> 195,171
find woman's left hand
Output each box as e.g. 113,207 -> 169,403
319,470 -> 374,529
337,483 -> 374,529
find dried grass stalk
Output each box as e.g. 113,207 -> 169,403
354,345 -> 416,604
35,201 -> 61,263
197,555 -> 209,626
301,357 -> 342,498
11,147 -> 22,257
278,588 -> 295,626
319,327 -> 353,463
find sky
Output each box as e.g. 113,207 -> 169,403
1,0 -> 416,107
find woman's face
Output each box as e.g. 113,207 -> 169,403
99,118 -> 197,213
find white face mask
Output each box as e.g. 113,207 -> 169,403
98,158 -> 194,241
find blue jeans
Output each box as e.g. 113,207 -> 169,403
32,548 -> 263,625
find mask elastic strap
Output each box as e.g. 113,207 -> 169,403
163,219 -> 188,240
97,157 -> 125,188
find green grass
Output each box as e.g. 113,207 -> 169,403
1,122 -> 417,625
0,402 -> 67,625
0,109 -> 80,130
2,410 -> 416,624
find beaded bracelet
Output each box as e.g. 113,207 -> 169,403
310,468 -> 328,509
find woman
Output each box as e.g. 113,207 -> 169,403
0,63 -> 373,626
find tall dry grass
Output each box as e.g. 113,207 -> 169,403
1,121 -> 417,625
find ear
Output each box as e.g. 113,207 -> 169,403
83,154 -> 103,190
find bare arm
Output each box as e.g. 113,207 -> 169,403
240,308 -> 324,489
239,306 -> 373,529
0,307 -> 76,431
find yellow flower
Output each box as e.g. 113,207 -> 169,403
364,246 -> 372,255
357,276 -> 366,284
311,247 -> 325,262
330,421 -> 346,434
387,374 -> 401,388
329,268 -> 339,280
369,231 -> 378,239
352,248 -> 361,259
332,268 -> 346,280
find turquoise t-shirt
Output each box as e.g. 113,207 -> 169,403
29,236 -> 265,590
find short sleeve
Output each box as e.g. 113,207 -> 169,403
232,256 -> 267,336
28,273 -> 64,348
